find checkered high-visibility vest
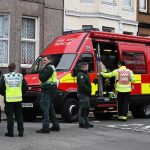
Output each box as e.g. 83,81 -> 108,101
116,69 -> 131,92
101,66 -> 135,92
118,69 -> 130,85
4,72 -> 23,102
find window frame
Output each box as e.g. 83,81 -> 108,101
0,14 -> 9,67
21,16 -> 39,68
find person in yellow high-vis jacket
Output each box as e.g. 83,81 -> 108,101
101,60 -> 135,121
0,63 -> 28,137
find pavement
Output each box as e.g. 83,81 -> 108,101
0,95 -> 4,111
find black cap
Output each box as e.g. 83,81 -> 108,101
118,60 -> 126,66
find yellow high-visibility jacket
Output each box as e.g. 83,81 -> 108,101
101,66 -> 135,92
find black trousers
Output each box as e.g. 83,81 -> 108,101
117,92 -> 130,117
5,102 -> 24,135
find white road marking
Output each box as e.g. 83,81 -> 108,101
105,123 -> 150,133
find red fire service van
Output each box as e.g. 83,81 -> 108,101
22,29 -> 150,122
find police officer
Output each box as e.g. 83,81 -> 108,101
77,62 -> 94,128
36,56 -> 60,133
101,60 -> 135,121
0,63 -> 28,137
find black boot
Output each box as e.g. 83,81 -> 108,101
18,131 -> 24,137
87,124 -> 94,128
36,128 -> 50,133
79,124 -> 89,129
5,133 -> 14,137
49,127 -> 60,131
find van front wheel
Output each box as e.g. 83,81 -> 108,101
61,98 -> 79,122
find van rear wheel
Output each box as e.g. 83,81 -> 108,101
61,98 -> 79,122
131,105 -> 150,118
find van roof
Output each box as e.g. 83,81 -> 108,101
41,30 -> 150,56
41,32 -> 88,56
90,31 -> 150,44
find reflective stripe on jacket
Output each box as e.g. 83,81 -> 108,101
101,66 -> 135,92
4,72 -> 23,102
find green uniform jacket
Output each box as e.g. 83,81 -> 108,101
77,70 -> 91,96
39,62 -> 54,93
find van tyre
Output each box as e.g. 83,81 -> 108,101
131,105 -> 150,118
61,98 -> 79,122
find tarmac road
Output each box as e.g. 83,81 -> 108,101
0,117 -> 150,150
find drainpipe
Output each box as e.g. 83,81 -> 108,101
63,0 -> 66,32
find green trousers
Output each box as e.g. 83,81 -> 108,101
5,102 -> 24,135
78,94 -> 90,126
49,84 -> 59,128
41,84 -> 59,129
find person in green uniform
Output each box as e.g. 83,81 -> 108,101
0,63 -> 28,137
36,56 -> 60,133
77,62 -> 94,128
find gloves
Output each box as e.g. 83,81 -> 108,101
97,72 -> 104,76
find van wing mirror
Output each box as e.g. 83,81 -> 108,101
71,68 -> 79,77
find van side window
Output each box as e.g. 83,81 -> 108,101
76,53 -> 94,73
122,52 -> 146,74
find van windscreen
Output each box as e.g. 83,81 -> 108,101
29,54 -> 76,74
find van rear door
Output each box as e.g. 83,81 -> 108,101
118,42 -> 150,95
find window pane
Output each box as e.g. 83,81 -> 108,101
76,53 -> 94,72
0,15 -> 8,38
22,18 -> 35,39
21,41 -> 35,64
21,17 -> 36,65
29,54 -> 76,74
0,15 -> 9,64
82,25 -> 93,30
135,54 -> 146,73
104,0 -> 114,2
122,52 -> 146,74
123,31 -> 133,35
139,0 -> 147,10
123,0 -> 132,7
102,26 -> 114,32
0,40 -> 8,63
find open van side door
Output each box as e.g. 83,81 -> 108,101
118,42 -> 150,95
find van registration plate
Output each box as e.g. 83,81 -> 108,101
22,103 -> 33,108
